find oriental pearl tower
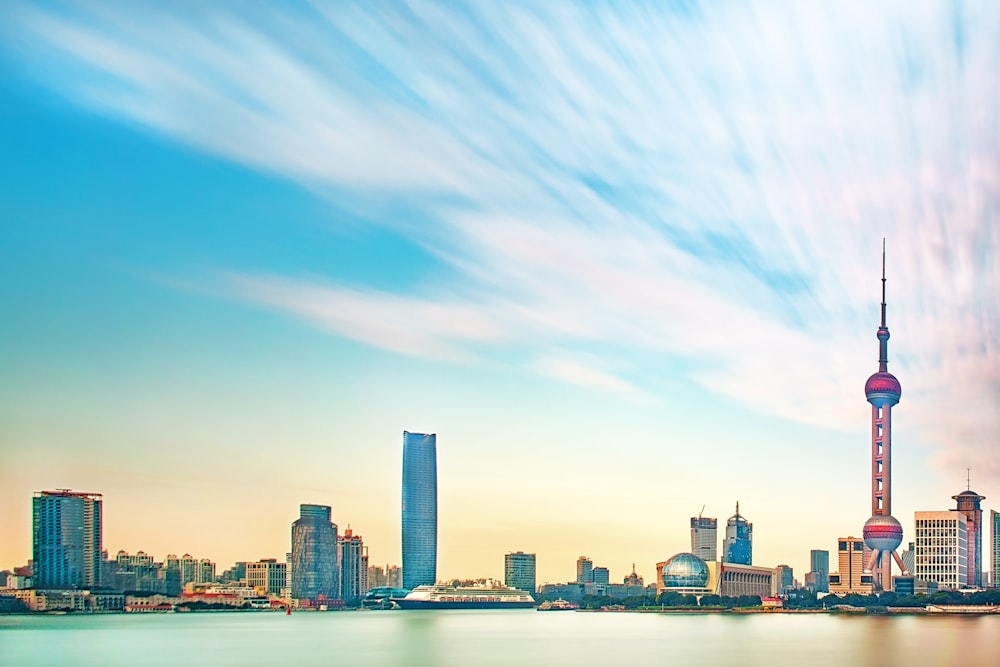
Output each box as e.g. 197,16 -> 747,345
861,241 -> 909,591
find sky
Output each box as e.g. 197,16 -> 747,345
1,1 -> 997,587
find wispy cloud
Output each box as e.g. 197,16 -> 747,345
4,1 -> 997,479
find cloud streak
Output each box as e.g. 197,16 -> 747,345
4,1 -> 998,480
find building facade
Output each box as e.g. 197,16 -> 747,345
291,504 -> 339,601
828,537 -> 873,595
504,552 -> 536,594
402,431 -> 437,590
690,516 -> 718,563
32,490 -> 103,589
952,488 -> 985,587
992,511 -> 999,589
806,549 -> 829,593
914,510 -> 968,590
723,503 -> 752,565
592,567 -> 610,585
338,529 -> 368,602
773,565 -> 794,595
246,559 -> 287,596
576,556 -> 593,583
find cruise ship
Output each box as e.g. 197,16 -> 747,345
392,582 -> 536,609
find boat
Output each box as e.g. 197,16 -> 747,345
537,598 -> 579,611
392,582 -> 535,609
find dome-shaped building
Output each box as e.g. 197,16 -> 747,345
656,553 -> 713,595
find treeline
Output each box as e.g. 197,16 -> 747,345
788,589 -> 1000,609
575,593 -> 762,610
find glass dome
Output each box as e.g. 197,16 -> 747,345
661,553 -> 709,588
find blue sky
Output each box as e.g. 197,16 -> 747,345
1,1 -> 997,584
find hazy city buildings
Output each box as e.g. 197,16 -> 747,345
402,431 -> 437,590
690,515 -> 718,562
952,486 -> 985,587
722,503 -> 752,565
291,504 -> 339,601
576,556 -> 593,583
914,510 -> 968,590
592,567 -> 610,585
338,528 -> 368,602
828,537 -> 873,595
246,559 -> 287,596
32,490 -> 103,589
504,552 -> 536,594
859,246 -> 906,592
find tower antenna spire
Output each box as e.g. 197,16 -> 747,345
881,237 -> 887,328
967,468 -> 971,491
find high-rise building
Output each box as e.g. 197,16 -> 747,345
690,515 -> 718,562
991,511 -> 999,589
773,565 -> 794,594
860,243 -> 906,592
338,528 -> 368,602
504,552 -> 536,594
32,490 -> 103,589
723,502 -> 752,565
915,511 -> 968,590
291,504 -> 339,601
246,559 -> 287,596
592,567 -> 610,585
900,542 -> 916,575
828,537 -> 873,595
402,431 -> 437,590
196,559 -> 216,584
576,556 -> 593,583
806,550 -> 829,593
952,483 -> 985,588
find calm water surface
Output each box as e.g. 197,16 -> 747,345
1,610 -> 998,667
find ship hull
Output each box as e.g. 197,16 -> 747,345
393,599 -> 535,610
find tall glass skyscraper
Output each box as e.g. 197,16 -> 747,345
690,516 -> 718,562
990,510 -> 999,589
723,502 -> 752,565
32,490 -> 103,588
402,431 -> 437,590
291,504 -> 339,601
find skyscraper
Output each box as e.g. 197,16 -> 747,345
915,511 -> 968,590
860,243 -> 906,591
576,556 -> 593,583
32,490 -> 103,589
690,515 -> 718,562
808,549 -> 829,593
991,510 -> 999,589
723,502 -> 752,565
504,552 -> 537,593
829,537 -> 873,594
402,431 -> 437,590
291,504 -> 339,601
339,528 -> 368,602
952,482 -> 985,588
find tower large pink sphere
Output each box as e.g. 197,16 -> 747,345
862,514 -> 903,552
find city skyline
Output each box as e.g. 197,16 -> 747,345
1,2 -> 998,585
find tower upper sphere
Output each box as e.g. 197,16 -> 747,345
865,371 -> 901,406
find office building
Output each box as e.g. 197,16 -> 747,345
592,567 -> 610,585
339,528 -> 368,602
246,559 -> 287,596
828,537 -> 873,595
773,565 -> 794,595
291,504 -> 339,600
859,244 -> 906,592
690,515 -> 718,563
504,552 -> 536,594
901,542 -> 916,576
992,511 -> 999,589
32,490 -> 103,589
723,502 -> 752,565
805,549 -> 829,593
576,556 -> 593,583
914,510 -> 968,590
952,484 -> 985,587
402,431 -> 437,590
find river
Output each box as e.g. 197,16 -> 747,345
1,610 -> 997,667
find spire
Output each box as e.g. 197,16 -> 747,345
877,238 -> 890,373
735,501 -> 740,517
967,468 -> 971,491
